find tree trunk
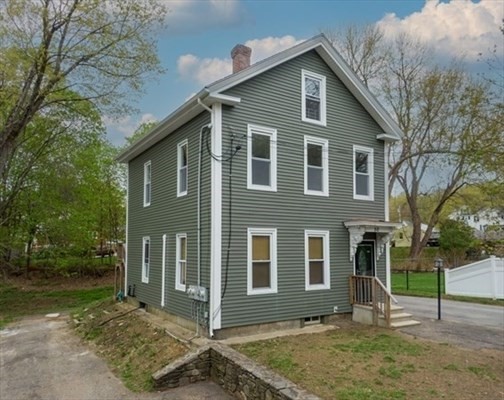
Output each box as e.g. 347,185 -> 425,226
25,237 -> 33,279
409,216 -> 424,262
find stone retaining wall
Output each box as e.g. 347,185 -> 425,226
152,343 -> 321,400
152,345 -> 211,388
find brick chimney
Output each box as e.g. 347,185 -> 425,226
231,44 -> 252,73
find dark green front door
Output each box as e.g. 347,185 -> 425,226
355,241 -> 375,276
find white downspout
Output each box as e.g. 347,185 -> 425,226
209,103 -> 223,338
384,142 -> 391,292
197,97 -> 213,288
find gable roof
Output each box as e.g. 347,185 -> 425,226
117,34 -> 402,163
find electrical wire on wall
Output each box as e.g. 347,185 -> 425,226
204,125 -> 244,302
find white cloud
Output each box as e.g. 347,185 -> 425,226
177,54 -> 231,86
244,35 -> 304,63
164,0 -> 247,35
376,0 -> 503,61
103,113 -> 158,146
177,35 -> 304,85
139,113 -> 157,126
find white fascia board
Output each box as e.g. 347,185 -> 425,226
207,36 -> 326,94
116,90 -> 210,163
206,93 -> 241,106
116,92 -> 240,164
207,34 -> 402,141
344,220 -> 402,231
117,34 -> 402,163
314,42 -> 402,141
377,133 -> 400,142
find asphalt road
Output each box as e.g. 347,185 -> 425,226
0,315 -> 232,400
395,295 -> 504,350
395,295 -> 504,328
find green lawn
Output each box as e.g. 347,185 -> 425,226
391,271 -> 503,306
234,325 -> 504,400
392,270 -> 443,296
0,284 -> 113,328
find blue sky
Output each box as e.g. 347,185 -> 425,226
105,0 -> 503,146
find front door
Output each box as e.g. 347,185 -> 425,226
355,241 -> 375,276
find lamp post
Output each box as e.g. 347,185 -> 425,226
435,257 -> 444,320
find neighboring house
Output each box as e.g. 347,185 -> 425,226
392,222 -> 440,248
449,208 -> 504,240
117,35 -> 406,338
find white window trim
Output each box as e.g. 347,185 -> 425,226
175,233 -> 187,292
143,161 -> 151,207
304,136 -> 329,196
142,236 -> 150,284
247,228 -> 278,295
353,145 -> 374,201
247,124 -> 277,192
305,230 -> 330,291
177,140 -> 188,197
301,70 -> 327,126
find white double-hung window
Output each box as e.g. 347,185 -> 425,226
247,125 -> 277,191
143,161 -> 151,207
175,233 -> 187,291
177,140 -> 188,197
305,230 -> 330,290
304,136 -> 329,196
247,228 -> 277,295
302,70 -> 326,126
353,145 -> 374,201
142,236 -> 150,283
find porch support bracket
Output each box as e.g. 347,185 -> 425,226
344,220 -> 401,262
347,226 -> 366,262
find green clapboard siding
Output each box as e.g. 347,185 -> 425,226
218,50 -> 387,328
127,111 -> 211,321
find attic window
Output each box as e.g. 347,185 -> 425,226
302,70 -> 326,126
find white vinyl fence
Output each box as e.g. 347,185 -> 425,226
444,256 -> 504,300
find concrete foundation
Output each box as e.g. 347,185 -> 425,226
352,304 -> 374,325
126,297 -> 351,339
213,318 -> 304,340
126,297 -> 199,334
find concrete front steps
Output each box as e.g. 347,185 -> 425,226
353,303 -> 421,329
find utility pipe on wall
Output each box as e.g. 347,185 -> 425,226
197,123 -> 212,287
197,99 -> 213,289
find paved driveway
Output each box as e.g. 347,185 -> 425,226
0,315 -> 231,400
395,295 -> 504,350
396,295 -> 504,328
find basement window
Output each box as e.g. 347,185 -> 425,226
304,316 -> 321,325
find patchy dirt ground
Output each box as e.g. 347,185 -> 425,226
73,299 -> 189,392
47,285 -> 504,399
235,319 -> 504,400
4,275 -> 503,399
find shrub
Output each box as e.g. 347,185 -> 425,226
439,220 -> 475,267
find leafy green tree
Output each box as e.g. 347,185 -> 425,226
15,135 -> 124,276
439,220 -> 475,267
0,0 -> 165,223
327,28 -> 504,261
124,121 -> 158,148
